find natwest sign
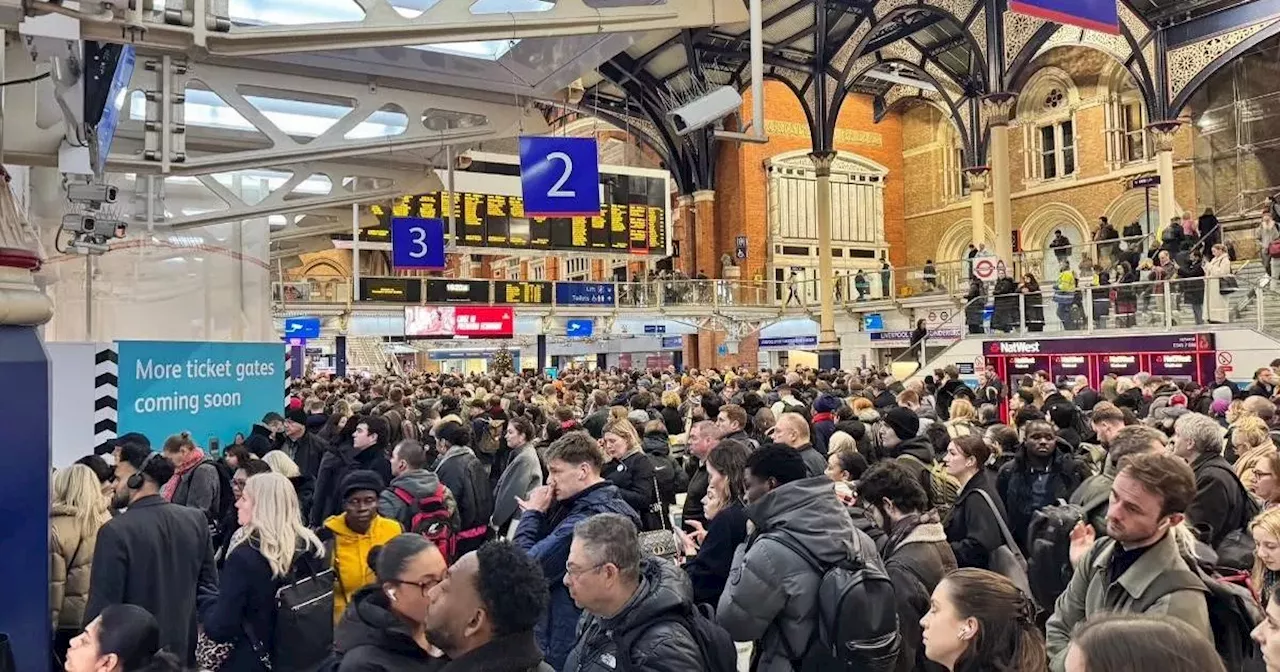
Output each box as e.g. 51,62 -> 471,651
405,306 -> 514,339
990,341 -> 1043,354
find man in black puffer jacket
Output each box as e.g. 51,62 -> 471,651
562,514 -> 721,672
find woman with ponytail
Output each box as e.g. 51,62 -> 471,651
65,604 -> 184,672
920,568 -> 1047,672
199,472 -> 325,670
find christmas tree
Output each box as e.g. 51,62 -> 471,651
491,348 -> 514,374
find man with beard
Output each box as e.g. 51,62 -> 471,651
1045,452 -> 1210,672
423,541 -> 553,672
84,437 -> 218,664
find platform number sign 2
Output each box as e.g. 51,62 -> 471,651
519,136 -> 601,217
391,217 -> 446,269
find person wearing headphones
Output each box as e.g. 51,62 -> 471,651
83,435 -> 218,666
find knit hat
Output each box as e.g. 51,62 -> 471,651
339,469 -> 385,501
814,394 -> 841,414
285,408 -> 308,425
1212,386 -> 1234,403
883,407 -> 920,441
1211,398 -> 1231,416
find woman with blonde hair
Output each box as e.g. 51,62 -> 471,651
1254,507 -> 1280,604
199,472 -> 327,671
262,450 -> 315,519
51,464 -> 112,661
1233,416 -> 1274,488
600,416 -> 662,531
947,398 -> 978,439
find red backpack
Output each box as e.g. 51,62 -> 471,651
393,484 -> 458,563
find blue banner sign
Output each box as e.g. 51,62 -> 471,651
661,336 -> 684,350
1010,0 -> 1118,33
644,324 -> 667,334
117,341 -> 283,447
555,282 -> 615,306
283,316 -> 320,339
567,319 -> 595,338
428,349 -> 520,361
759,336 -> 819,350
391,217 -> 446,269
519,136 -> 601,217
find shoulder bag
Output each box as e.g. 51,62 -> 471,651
972,489 -> 1036,605
638,474 -> 679,560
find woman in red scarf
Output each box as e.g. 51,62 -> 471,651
160,432 -> 222,524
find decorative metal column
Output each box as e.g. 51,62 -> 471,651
1148,120 -> 1182,229
811,151 -> 840,369
983,93 -> 1018,263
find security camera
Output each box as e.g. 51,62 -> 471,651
668,86 -> 743,136
62,213 -> 98,234
66,183 -> 119,206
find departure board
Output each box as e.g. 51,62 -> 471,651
369,172 -> 669,257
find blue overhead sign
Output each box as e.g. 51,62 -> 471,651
759,336 -> 819,350
1010,0 -> 1118,33
96,45 -> 135,174
661,336 -> 683,350
644,324 -> 667,334
566,319 -> 594,338
518,136 -> 601,217
391,217 -> 446,269
283,317 -> 320,339
428,349 -> 520,361
555,282 -> 615,306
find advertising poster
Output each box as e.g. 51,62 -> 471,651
116,341 -> 283,447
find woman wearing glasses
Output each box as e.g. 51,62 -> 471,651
332,533 -> 448,671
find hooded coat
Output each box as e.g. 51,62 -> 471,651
377,468 -> 460,535
331,585 -> 446,672
319,514 -> 403,623
513,482 -> 640,671
996,444 -> 1089,551
434,444 -> 495,556
562,558 -> 707,672
881,514 -> 957,672
717,477 -> 883,672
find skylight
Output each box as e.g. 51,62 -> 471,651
124,89 -> 409,139
226,0 -> 554,61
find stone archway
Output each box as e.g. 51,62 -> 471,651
1019,202 -> 1092,280
937,218 -> 997,263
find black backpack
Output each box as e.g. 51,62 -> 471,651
768,533 -> 900,672
617,602 -> 737,672
1128,546 -> 1263,671
1026,503 -> 1085,613
249,553 -> 335,672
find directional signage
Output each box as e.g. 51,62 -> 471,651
644,324 -> 667,335
1010,0 -> 1118,33
283,317 -> 320,339
555,282 -> 615,306
519,136 -> 601,217
391,217 -> 446,269
1130,175 -> 1161,189
566,319 -> 595,338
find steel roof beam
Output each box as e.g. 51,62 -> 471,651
864,14 -> 946,53
19,0 -> 749,57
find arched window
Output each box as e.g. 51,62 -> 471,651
1100,62 -> 1149,166
1018,68 -> 1080,183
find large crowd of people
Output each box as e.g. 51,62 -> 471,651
46,360 -> 1280,672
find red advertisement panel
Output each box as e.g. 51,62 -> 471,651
405,306 -> 514,339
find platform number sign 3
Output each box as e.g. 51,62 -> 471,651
391,217 -> 446,269
519,136 -> 601,217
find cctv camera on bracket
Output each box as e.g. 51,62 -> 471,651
668,86 -> 743,136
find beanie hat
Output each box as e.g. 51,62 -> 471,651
884,406 -> 920,441
1211,398 -> 1231,416
1169,393 -> 1188,408
1212,386 -> 1234,403
287,397 -> 304,411
339,469 -> 385,501
814,394 -> 841,414
285,408 -> 308,425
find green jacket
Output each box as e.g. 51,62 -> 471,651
1045,531 -> 1211,672
1068,454 -> 1118,536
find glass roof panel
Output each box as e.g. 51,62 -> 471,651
124,90 -> 409,138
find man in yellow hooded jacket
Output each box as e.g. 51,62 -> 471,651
317,469 -> 402,623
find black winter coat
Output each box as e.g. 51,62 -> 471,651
84,495 -> 218,664
562,558 -> 707,672
604,450 -> 662,531
660,406 -> 685,436
331,585 -> 445,672
437,632 -> 553,672
682,464 -> 709,530
244,423 -> 279,458
683,502 -> 748,606
992,277 -> 1019,330
943,471 -> 1012,571
435,445 -> 495,555
1188,452 -> 1252,548
642,432 -> 688,507
996,448 -> 1089,551
289,474 -> 315,520
308,441 -> 393,528
282,430 -> 327,480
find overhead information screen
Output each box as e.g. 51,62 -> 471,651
368,153 -> 671,258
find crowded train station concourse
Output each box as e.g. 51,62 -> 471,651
9,0 -> 1280,670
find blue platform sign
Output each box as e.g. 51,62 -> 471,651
391,217 -> 446,269
644,324 -> 667,334
117,341 -> 283,447
567,319 -> 595,338
283,316 -> 320,339
1010,0 -> 1117,33
519,136 -> 601,217
555,282 -> 615,306
759,336 -> 819,350
661,336 -> 684,350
